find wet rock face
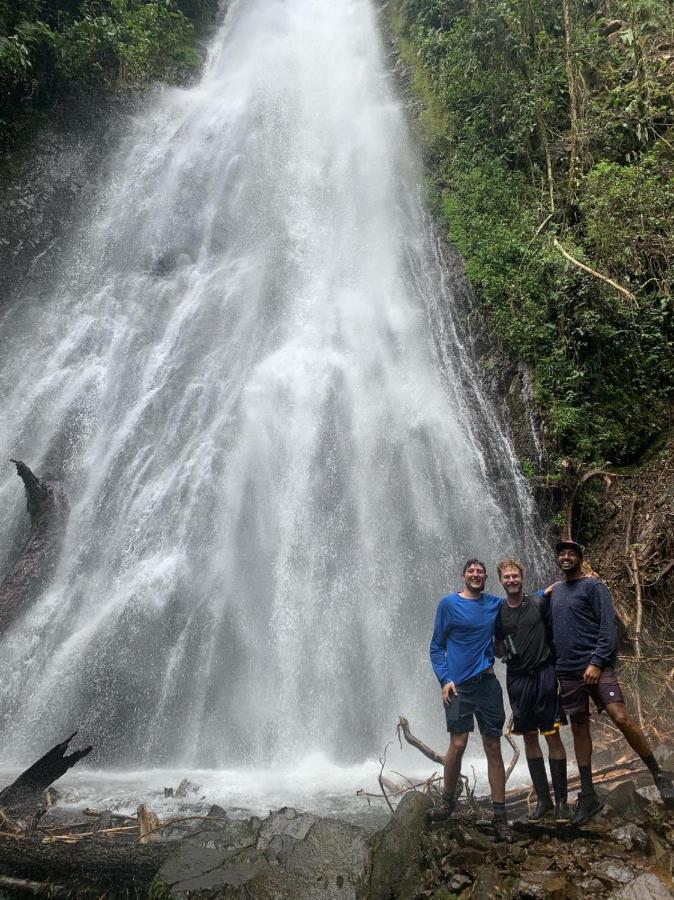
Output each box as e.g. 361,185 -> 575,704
153,806 -> 370,899
0,95 -> 136,310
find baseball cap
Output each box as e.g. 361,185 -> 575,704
554,540 -> 584,557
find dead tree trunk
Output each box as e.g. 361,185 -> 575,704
0,459 -> 69,636
0,837 -> 169,895
0,733 -> 92,818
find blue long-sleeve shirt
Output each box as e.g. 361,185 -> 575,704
548,576 -> 618,672
429,592 -> 503,687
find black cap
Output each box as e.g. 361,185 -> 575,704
554,540 -> 584,557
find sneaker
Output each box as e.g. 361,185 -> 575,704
427,794 -> 456,825
493,818 -> 509,843
554,799 -> 571,824
527,798 -> 554,823
572,793 -> 604,826
654,773 -> 674,809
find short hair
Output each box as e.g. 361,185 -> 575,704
497,557 -> 524,578
462,558 -> 487,576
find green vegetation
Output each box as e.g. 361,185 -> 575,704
0,0 -> 217,139
389,0 -> 674,467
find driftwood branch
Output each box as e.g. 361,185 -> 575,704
553,238 -> 637,304
0,460 -> 70,636
0,733 -> 92,817
563,464 -> 617,541
503,714 -> 520,785
396,716 -> 444,765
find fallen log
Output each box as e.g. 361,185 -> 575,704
0,733 -> 92,818
0,834 -> 170,895
0,459 -> 69,636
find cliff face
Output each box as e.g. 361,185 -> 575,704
0,96 -> 135,306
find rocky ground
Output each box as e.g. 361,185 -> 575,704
1,765 -> 673,898
409,781 -> 674,900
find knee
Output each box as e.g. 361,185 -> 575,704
608,706 -> 630,728
482,736 -> 503,760
449,733 -> 469,754
544,731 -> 566,755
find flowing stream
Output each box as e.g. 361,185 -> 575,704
0,0 -> 547,804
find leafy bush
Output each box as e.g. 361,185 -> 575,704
0,0 -> 216,134
390,0 -> 674,467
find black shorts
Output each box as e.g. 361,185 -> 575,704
506,662 -> 567,735
444,672 -> 505,737
558,667 -> 624,716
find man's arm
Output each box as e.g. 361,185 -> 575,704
429,600 -> 457,703
589,580 -> 618,670
493,605 -> 505,660
429,600 -> 451,685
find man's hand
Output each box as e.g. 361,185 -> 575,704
583,664 -> 601,685
543,581 -> 560,596
442,682 -> 458,706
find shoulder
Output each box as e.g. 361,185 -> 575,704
482,592 -> 505,609
436,592 -> 459,616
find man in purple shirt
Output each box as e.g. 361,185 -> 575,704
429,559 -> 508,841
549,540 -> 674,824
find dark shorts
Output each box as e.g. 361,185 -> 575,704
558,667 -> 625,716
506,662 -> 567,735
444,672 -> 505,737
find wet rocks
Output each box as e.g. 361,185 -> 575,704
153,806 -> 369,899
610,872 -> 673,899
610,822 -> 648,851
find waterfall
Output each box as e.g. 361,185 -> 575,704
0,0 -> 547,777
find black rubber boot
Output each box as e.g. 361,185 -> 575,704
549,757 -> 570,823
527,756 -> 554,823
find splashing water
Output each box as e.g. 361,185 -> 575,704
0,0 -> 547,792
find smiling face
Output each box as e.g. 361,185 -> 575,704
463,562 -> 487,593
499,565 -> 523,596
557,547 -> 582,575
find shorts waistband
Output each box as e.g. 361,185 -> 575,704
510,658 -> 554,677
459,668 -> 495,687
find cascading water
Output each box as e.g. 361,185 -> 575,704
0,0 -> 548,799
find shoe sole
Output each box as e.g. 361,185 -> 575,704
572,800 -> 604,826
527,808 -> 554,824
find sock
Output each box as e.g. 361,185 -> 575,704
641,753 -> 662,779
579,764 -> 595,797
548,756 -> 568,803
493,800 -> 507,822
527,756 -> 552,805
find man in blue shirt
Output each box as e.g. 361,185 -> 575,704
429,558 -> 508,841
549,540 -> 674,824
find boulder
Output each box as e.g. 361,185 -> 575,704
611,823 -> 649,851
593,860 -> 635,885
601,780 -> 649,817
609,872 -> 673,900
367,791 -> 432,900
517,870 -> 568,899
